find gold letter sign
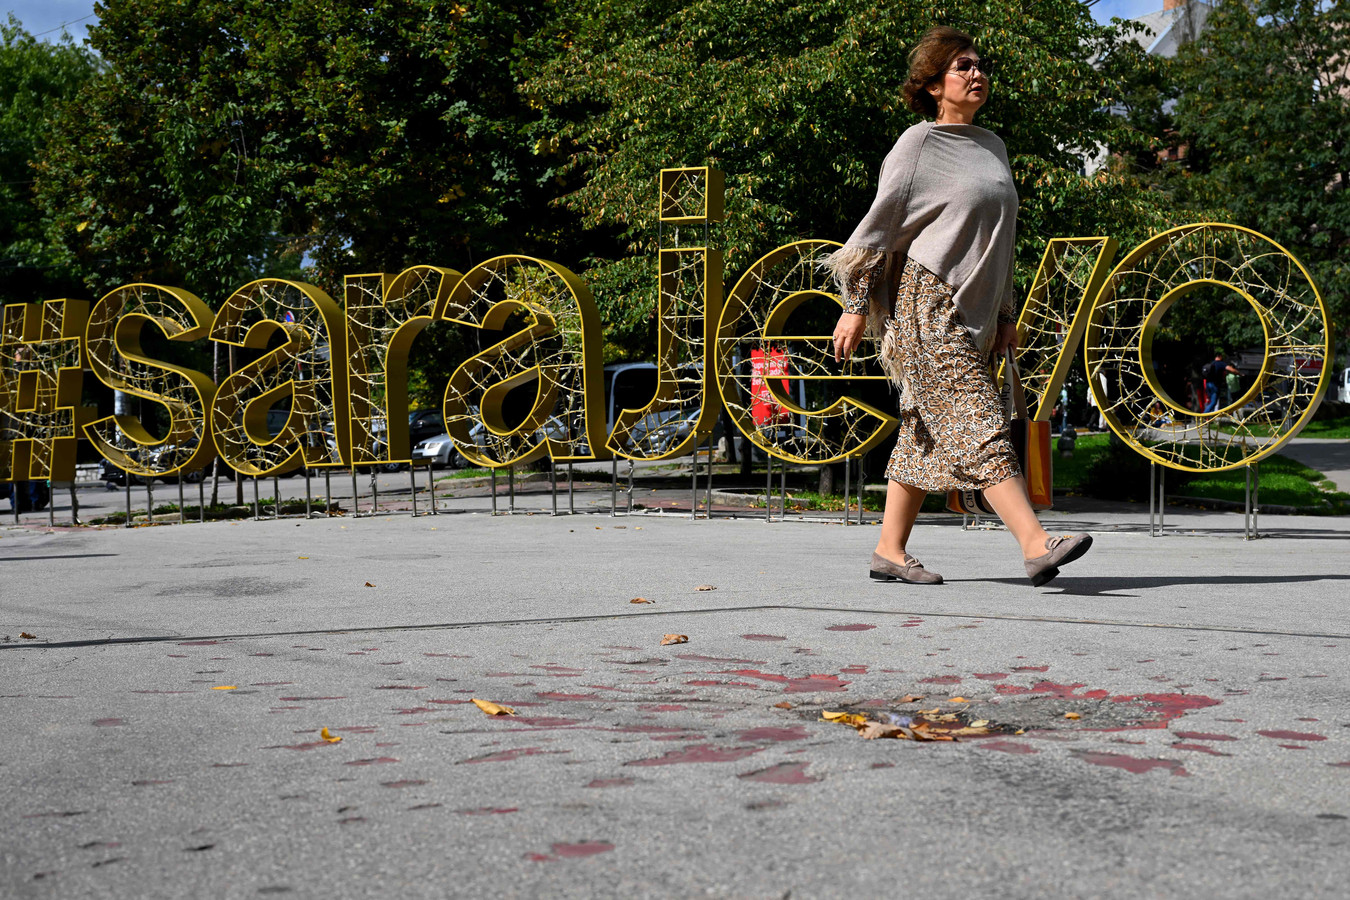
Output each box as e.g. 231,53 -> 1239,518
1,299 -> 92,482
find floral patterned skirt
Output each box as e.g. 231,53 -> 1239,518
883,259 -> 1021,492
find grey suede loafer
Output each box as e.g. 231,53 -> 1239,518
1024,534 -> 1093,587
869,551 -> 943,585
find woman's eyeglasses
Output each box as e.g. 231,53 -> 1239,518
948,57 -> 995,77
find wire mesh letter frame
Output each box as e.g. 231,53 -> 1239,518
437,256 -> 607,469
1084,224 -> 1331,473
343,266 -> 459,467
209,279 -> 349,477
83,284 -> 218,481
1,298 -> 92,483
715,240 -> 897,465
607,167 -> 727,463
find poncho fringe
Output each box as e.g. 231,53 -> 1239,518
820,245 -> 916,412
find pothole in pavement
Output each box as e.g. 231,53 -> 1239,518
798,692 -> 1209,741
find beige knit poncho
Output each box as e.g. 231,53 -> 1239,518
824,121 -> 1019,372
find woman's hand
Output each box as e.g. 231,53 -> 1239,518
991,322 -> 1019,358
833,312 -> 867,362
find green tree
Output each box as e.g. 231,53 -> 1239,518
1171,0 -> 1350,355
0,17 -> 99,305
34,1 -> 572,406
527,0 -> 1182,360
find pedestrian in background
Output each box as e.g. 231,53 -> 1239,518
1203,351 -> 1240,413
827,26 -> 1091,588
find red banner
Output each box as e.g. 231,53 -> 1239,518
750,348 -> 790,426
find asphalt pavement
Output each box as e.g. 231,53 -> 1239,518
2,478 -> 1349,899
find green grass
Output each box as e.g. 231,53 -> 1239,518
87,498 -> 343,525
749,489 -> 948,514
1216,414 -> 1350,439
1179,455 -> 1350,512
436,467 -> 492,481
1300,415 -> 1350,439
1063,431 -> 1349,514
1051,432 -> 1113,492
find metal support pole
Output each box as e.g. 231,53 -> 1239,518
371,470 -> 379,515
428,463 -> 438,515
1149,462 -> 1157,537
490,467 -> 498,516
351,469 -> 360,518
856,460 -> 865,526
273,475 -> 280,519
198,476 -> 204,524
550,462 -> 558,516
70,481 -> 80,526
780,460 -> 788,520
1244,463 -> 1261,541
178,477 -> 185,525
324,468 -> 332,516
304,468 -> 312,518
507,466 -> 515,514
1159,465 -> 1165,534
691,444 -> 699,520
765,455 -> 773,522
843,457 -> 851,526
125,478 -> 131,527
705,436 -> 713,519
627,459 -> 635,514
49,485 -> 55,528
253,476 -> 260,521
147,481 -> 154,523
409,463 -> 418,517
610,458 -> 618,516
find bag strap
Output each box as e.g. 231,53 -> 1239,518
1004,348 -> 1029,421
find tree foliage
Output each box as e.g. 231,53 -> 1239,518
0,17 -> 99,305
35,0 -> 569,304
1171,0 -> 1350,353
527,0 -> 1180,358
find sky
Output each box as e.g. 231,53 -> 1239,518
7,0 -> 1165,46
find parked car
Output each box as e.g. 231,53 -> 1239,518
408,409 -> 445,446
412,432 -> 459,468
1338,367 -> 1350,404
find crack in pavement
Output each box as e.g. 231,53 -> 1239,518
5,604 -> 1349,650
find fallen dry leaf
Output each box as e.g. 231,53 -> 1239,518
948,696 -> 970,703
212,685 -> 237,691
298,556 -> 309,560
19,632 -> 36,640
364,582 -> 375,588
471,698 -> 516,716
821,710 -> 869,728
918,707 -> 941,715
860,722 -> 905,740
694,585 -> 717,592
898,694 -> 924,703
630,597 -> 654,604
773,701 -> 794,710
660,634 -> 689,646
969,719 -> 990,728
320,727 -> 341,743
1065,712 -> 1082,720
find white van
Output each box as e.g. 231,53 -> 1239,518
1339,368 -> 1350,404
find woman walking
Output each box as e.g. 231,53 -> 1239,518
826,26 -> 1091,588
